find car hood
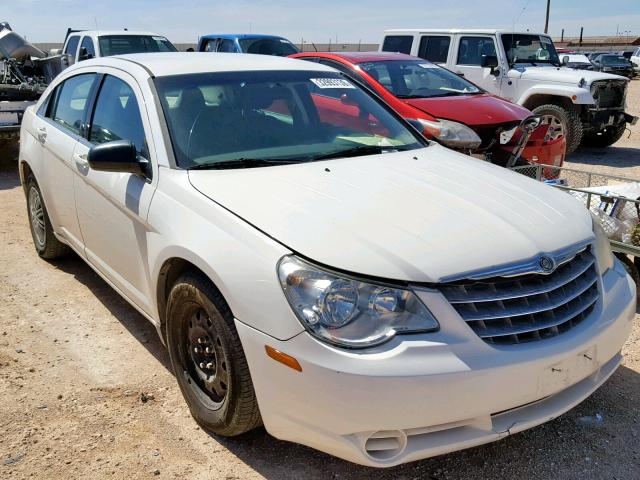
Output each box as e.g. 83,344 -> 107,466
188,145 -> 593,283
512,65 -> 629,84
403,93 -> 531,126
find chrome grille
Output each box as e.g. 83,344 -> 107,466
438,248 -> 599,345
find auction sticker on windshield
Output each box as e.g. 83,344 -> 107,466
310,78 -> 355,89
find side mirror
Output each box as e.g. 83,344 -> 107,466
78,47 -> 93,61
88,140 -> 147,176
481,54 -> 499,69
562,56 -> 569,65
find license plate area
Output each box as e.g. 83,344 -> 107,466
538,346 -> 598,395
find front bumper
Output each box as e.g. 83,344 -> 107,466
520,135 -> 565,168
236,260 -> 635,467
586,109 -> 638,131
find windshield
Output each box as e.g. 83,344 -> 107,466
358,60 -> 481,98
154,70 -> 425,169
238,37 -> 299,56
601,55 -> 631,65
501,34 -> 560,65
98,35 -> 177,56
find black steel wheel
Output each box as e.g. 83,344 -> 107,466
184,308 -> 230,404
166,271 -> 261,436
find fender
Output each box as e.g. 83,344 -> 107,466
517,84 -> 595,108
146,169 -> 305,342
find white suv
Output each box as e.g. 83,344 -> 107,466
19,53 -> 635,467
381,29 -> 637,152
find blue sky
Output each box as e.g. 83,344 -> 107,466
6,0 -> 640,43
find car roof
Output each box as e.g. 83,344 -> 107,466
383,29 -> 550,36
200,34 -> 290,41
69,30 -> 166,38
294,51 -> 419,63
74,52 -> 336,77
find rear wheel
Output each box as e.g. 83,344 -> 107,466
166,271 -> 261,436
26,176 -> 69,259
581,123 -> 627,148
532,103 -> 583,154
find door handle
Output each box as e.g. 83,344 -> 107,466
37,127 -> 47,144
74,152 -> 89,167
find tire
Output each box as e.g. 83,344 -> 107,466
25,175 -> 70,259
532,103 -> 583,154
581,123 -> 627,148
166,271 -> 261,436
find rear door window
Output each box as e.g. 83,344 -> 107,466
417,36 -> 451,63
48,74 -> 97,136
381,36 -> 413,54
457,37 -> 497,65
89,76 -> 148,157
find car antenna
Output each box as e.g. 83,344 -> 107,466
312,42 -> 318,52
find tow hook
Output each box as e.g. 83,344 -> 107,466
505,115 -> 543,168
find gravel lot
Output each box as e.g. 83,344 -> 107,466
1,81 -> 640,480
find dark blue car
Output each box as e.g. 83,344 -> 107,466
197,34 -> 299,56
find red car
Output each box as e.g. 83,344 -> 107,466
290,51 -> 566,168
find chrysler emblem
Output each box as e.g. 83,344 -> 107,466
539,256 -> 556,273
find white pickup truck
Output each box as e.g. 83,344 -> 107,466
58,30 -> 177,66
381,29 -> 637,152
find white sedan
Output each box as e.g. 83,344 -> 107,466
19,53 -> 635,467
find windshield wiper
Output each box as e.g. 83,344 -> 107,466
187,158 -> 297,170
308,145 -> 407,161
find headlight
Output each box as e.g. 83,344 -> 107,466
277,256 -> 439,348
592,214 -> 614,275
416,118 -> 482,149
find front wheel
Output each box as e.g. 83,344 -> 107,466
532,103 -> 583,154
581,123 -> 627,148
166,272 -> 261,436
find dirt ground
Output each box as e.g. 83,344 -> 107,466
2,83 -> 640,480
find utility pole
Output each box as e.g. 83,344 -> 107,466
544,0 -> 551,34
